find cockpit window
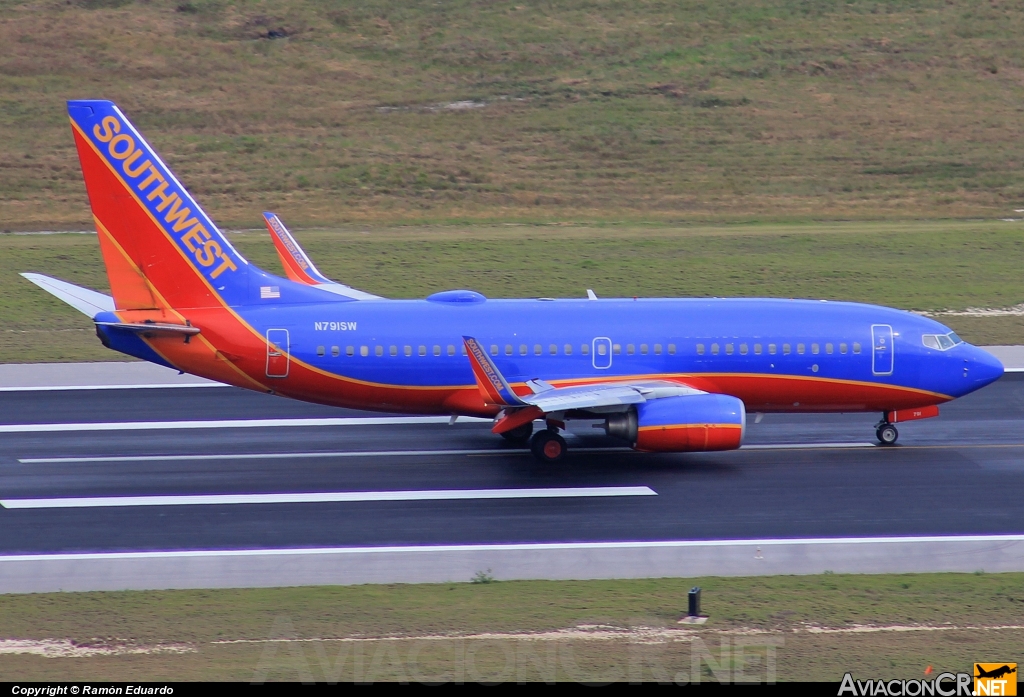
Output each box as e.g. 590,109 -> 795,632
923,332 -> 963,351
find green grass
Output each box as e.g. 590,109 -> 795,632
1,573 -> 1022,681
1,0 -> 1024,227
3,220 -> 1023,363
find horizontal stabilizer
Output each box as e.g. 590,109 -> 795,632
20,273 -> 114,318
95,321 -> 200,337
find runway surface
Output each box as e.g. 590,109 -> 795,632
2,374 -> 1023,560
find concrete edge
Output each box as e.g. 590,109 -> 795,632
3,536 -> 1023,593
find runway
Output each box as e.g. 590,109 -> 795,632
1,370 -> 1023,591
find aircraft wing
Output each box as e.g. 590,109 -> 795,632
262,212 -> 383,300
20,273 -> 114,318
462,336 -> 705,433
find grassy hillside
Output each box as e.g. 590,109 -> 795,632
2,0 -> 1024,228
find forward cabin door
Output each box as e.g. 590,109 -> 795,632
266,328 -> 290,378
871,324 -> 894,376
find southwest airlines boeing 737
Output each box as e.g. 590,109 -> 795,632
21,100 -> 1005,462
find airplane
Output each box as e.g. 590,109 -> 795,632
20,100 -> 1005,463
975,665 -> 1016,680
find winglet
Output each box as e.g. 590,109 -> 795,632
263,212 -> 333,285
587,289 -> 597,300
462,336 -> 527,406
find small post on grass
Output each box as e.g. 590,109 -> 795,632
678,586 -> 707,624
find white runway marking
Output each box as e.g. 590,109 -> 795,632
0,416 -> 490,433
18,442 -> 876,464
0,486 -> 657,509
0,383 -> 227,392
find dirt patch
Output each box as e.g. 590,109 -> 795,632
0,638 -> 196,658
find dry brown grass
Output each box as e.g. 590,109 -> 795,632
1,0 -> 1024,228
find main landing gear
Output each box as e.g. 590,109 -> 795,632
530,429 -> 567,463
500,421 -> 534,444
875,419 -> 899,446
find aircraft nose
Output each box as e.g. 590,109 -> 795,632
965,346 -> 1004,390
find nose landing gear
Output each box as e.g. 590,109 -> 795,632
875,420 -> 899,445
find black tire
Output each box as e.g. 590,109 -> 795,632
500,421 -> 534,443
876,424 -> 899,445
529,429 -> 567,463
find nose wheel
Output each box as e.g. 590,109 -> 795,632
875,422 -> 899,445
530,429 -> 567,463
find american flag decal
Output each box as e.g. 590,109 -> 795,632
260,286 -> 281,299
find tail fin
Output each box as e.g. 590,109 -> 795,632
67,100 -> 249,311
263,211 -> 382,300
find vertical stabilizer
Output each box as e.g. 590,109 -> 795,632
67,100 -> 249,311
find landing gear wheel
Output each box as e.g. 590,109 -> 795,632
876,423 -> 899,445
500,421 -> 534,443
530,429 -> 567,463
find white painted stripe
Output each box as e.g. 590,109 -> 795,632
0,486 -> 656,509
1,534 -> 1022,563
0,383 -> 226,392
18,442 -> 877,464
0,416 -> 491,433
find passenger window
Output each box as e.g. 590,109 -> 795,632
581,344 -> 590,355
668,344 -> 676,355
783,343 -> 791,355
725,343 -> 734,355
768,344 -> 777,355
853,342 -> 861,354
711,343 -> 720,355
840,343 -> 848,354
627,344 -> 635,355
331,346 -> 340,357
361,346 -> 369,357
754,344 -> 762,355
740,343 -> 748,355
317,346 -> 325,357
597,343 -> 607,356
505,344 -> 513,356
696,343 -> 705,355
461,345 -> 468,356
613,344 -> 622,355
419,345 -> 427,356
404,345 -> 412,357
376,346 -> 384,357
520,344 -> 528,356
825,343 -> 833,354
550,344 -> 558,355
433,345 -> 441,356
346,346 -> 355,357
447,345 -> 455,356
797,343 -> 805,355
654,344 -> 662,355
490,345 -> 499,356
811,343 -> 819,354
640,344 -> 648,355
390,345 -> 397,356
534,344 -> 542,355
564,344 -> 572,355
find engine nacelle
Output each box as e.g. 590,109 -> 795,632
604,394 -> 746,453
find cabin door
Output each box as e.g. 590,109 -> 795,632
266,328 -> 290,378
871,324 -> 894,376
592,337 -> 612,369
